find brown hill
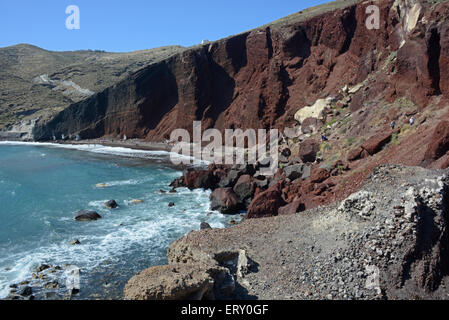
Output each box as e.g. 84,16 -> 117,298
0,44 -> 185,136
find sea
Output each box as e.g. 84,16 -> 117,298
0,142 -> 239,299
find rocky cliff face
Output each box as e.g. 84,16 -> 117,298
33,0 -> 449,145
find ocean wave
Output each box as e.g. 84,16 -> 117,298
0,188 -> 231,299
0,141 -> 209,165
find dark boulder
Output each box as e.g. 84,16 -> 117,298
281,148 -> 292,157
218,169 -> 242,188
283,164 -> 311,181
184,169 -> 218,190
169,176 -> 185,188
75,210 -> 102,221
299,139 -> 319,163
105,200 -> 118,209
200,222 -> 212,230
19,286 -> 32,297
231,163 -> 256,176
210,188 -> 242,214
233,175 -> 256,204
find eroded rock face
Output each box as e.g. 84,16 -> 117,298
34,0 -> 449,144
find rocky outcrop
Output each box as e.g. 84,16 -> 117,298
183,169 -> 218,190
126,165 -> 449,300
124,264 -> 215,300
423,120 -> 449,165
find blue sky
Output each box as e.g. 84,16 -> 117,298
0,0 -> 329,52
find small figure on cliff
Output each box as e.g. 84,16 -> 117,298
321,134 -> 328,142
410,116 -> 415,126
391,120 -> 396,130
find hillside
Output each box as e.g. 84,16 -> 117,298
0,44 -> 185,137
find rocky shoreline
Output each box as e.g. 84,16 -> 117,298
124,164 -> 449,300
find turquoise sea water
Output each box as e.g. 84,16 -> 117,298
0,142 -> 237,299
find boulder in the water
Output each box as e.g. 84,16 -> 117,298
105,200 -> 118,209
75,210 -> 102,221
200,222 -> 212,230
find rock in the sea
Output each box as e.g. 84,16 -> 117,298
105,200 -> 118,209
124,264 -> 215,300
34,264 -> 51,273
75,210 -> 102,221
19,286 -> 32,297
184,169 -> 217,190
169,176 -> 185,188
200,222 -> 212,230
210,188 -> 242,214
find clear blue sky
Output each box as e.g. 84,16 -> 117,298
0,0 -> 329,52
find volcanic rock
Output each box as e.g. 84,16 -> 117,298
210,188 -> 242,214
299,139 -> 319,163
75,210 -> 102,221
246,182 -> 286,218
105,200 -> 118,209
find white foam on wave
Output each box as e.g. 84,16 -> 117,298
0,141 -> 209,165
0,186 -> 236,299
